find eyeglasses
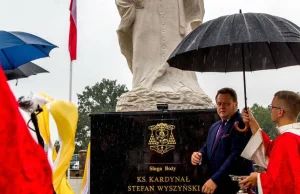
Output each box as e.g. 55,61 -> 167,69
268,104 -> 283,111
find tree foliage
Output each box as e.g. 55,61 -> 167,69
250,103 -> 278,140
75,79 -> 128,152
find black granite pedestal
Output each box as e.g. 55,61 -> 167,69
91,109 -> 219,194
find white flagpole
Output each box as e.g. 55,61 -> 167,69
69,60 -> 73,103
68,60 -> 73,182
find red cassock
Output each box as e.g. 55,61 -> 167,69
241,123 -> 300,194
0,68 -> 53,193
258,131 -> 300,194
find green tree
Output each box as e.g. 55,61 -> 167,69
250,103 -> 278,140
75,79 -> 128,152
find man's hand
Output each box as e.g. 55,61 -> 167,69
191,152 -> 202,165
242,108 -> 260,135
202,179 -> 217,194
239,172 -> 258,189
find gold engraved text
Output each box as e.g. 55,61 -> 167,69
128,186 -> 154,192
148,176 -> 190,183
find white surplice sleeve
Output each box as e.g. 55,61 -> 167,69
241,129 -> 269,169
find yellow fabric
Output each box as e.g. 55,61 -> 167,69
52,148 -> 58,162
36,94 -> 56,167
35,93 -> 78,194
50,100 -> 78,194
80,142 -> 90,194
36,92 -> 54,145
37,105 -> 51,145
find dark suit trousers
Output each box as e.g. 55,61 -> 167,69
213,178 -> 239,194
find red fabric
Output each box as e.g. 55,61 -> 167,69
0,68 -> 53,193
260,130 -> 273,158
259,132 -> 300,194
69,0 -> 77,61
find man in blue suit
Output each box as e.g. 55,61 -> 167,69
191,88 -> 254,194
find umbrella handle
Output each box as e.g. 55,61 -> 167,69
233,121 -> 249,133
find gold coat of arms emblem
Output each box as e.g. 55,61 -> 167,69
148,123 -> 176,154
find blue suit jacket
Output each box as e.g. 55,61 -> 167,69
199,111 -> 254,191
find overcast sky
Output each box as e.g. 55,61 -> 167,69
1,0 -> 300,140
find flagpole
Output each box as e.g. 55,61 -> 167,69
68,60 -> 73,182
69,61 -> 73,102
68,0 -> 76,184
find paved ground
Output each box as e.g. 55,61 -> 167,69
69,178 -> 83,194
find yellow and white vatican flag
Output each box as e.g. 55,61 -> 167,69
50,100 -> 78,194
34,94 -> 78,194
35,93 -> 55,166
80,142 -> 90,194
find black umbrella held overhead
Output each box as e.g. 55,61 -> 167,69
167,10 -> 300,132
5,62 -> 49,81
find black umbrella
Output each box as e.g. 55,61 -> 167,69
167,11 -> 300,131
5,62 -> 49,81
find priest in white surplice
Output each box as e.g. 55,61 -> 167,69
239,90 -> 300,194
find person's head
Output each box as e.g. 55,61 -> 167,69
215,87 -> 238,120
269,90 -> 300,125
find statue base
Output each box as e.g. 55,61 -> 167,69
116,88 -> 215,111
90,109 -> 219,193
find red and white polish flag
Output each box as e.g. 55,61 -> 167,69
69,0 -> 77,61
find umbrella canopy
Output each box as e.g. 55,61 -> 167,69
168,12 -> 300,103
0,31 -> 57,70
168,12 -> 300,71
167,11 -> 300,132
5,62 -> 49,80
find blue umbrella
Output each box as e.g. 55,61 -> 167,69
0,31 -> 57,70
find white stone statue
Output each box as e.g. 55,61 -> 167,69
115,0 -> 214,111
